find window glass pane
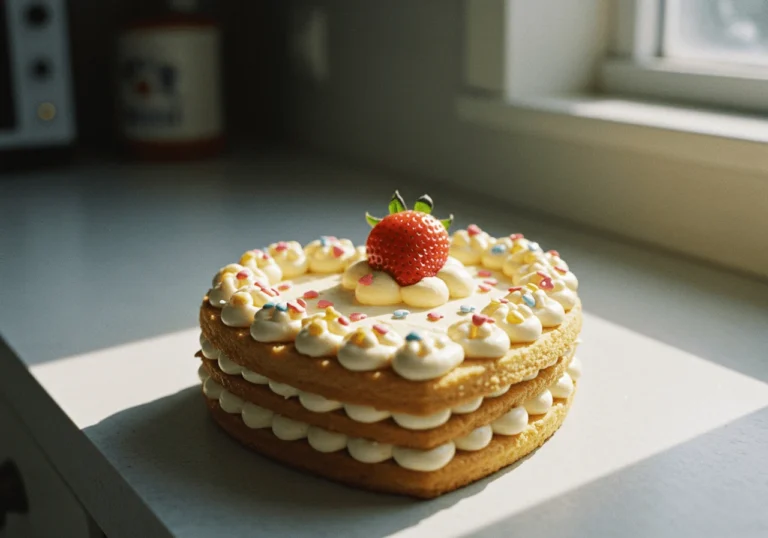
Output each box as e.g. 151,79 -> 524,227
663,0 -> 768,67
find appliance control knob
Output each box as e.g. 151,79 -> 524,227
25,4 -> 50,27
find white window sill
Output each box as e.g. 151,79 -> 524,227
457,93 -> 768,175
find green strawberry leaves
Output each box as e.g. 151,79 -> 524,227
366,212 -> 382,227
389,190 -> 407,214
413,194 -> 434,214
367,190 -> 452,230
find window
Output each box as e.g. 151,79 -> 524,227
665,0 -> 768,66
601,0 -> 768,112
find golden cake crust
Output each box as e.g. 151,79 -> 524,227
204,387 -> 575,499
201,354 -> 570,449
199,300 -> 581,415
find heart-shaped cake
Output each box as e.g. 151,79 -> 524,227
197,192 -> 583,498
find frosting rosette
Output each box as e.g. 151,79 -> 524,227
295,307 -> 352,357
481,298 -> 543,343
337,324 -> 404,371
268,241 -> 309,278
250,300 -> 308,342
449,224 -> 493,265
447,314 -> 510,358
505,284 -> 566,327
304,236 -> 356,273
391,331 -> 464,380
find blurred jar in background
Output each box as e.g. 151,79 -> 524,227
117,0 -> 224,160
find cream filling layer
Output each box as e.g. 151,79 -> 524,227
200,336 -> 576,431
201,372 -> 575,472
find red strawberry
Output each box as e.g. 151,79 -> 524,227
365,192 -> 453,287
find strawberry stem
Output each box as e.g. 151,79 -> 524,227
440,214 -> 454,230
389,190 -> 407,214
413,194 -> 434,214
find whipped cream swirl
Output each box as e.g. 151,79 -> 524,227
391,331 -> 465,380
250,301 -> 307,343
337,324 -> 404,371
208,265 -> 264,307
454,425 -> 493,451
342,259 -> 474,308
220,282 -> 281,327
481,299 -> 543,343
501,248 -> 540,278
304,237 -> 356,273
518,271 -> 578,310
268,241 -> 309,278
505,285 -> 565,327
480,236 -> 521,270
239,249 -> 283,284
294,307 -> 352,357
449,225 -> 493,265
447,315 -> 511,358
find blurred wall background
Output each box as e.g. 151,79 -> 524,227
58,0 -> 767,275
68,0 -> 283,148
276,0 -> 768,275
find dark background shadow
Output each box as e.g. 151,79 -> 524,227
84,386 -> 530,538
83,386 -> 768,538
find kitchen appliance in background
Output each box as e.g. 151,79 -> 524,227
0,0 -> 76,151
117,0 -> 224,160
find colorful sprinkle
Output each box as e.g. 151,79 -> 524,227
320,237 -> 329,247
554,266 -> 568,275
275,241 -> 288,251
536,271 -> 554,290
548,250 -> 560,258
499,298 -> 509,304
467,224 -> 482,236
472,314 -> 491,326
427,312 -> 444,322
522,294 -> 536,308
528,242 -> 540,251
506,310 -> 525,324
338,316 -> 350,326
478,284 -> 492,292
405,331 -> 422,341
262,253 -> 270,260
332,245 -> 345,258
490,245 -> 506,254
478,269 -> 493,277
349,312 -> 367,322
236,270 -> 249,280
317,299 -> 334,308
297,298 -> 308,308
509,233 -> 524,240
275,303 -> 288,312
358,273 -> 374,286
277,282 -> 292,291
373,324 -> 389,335
255,281 -> 278,297
508,286 -> 522,293
287,301 -> 305,314
263,303 -> 275,309
303,290 -> 319,299
483,278 -> 498,285
459,305 -> 475,314
393,309 -> 410,319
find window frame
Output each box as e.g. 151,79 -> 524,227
600,0 -> 768,113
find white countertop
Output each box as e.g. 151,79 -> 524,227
2,153 -> 768,537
